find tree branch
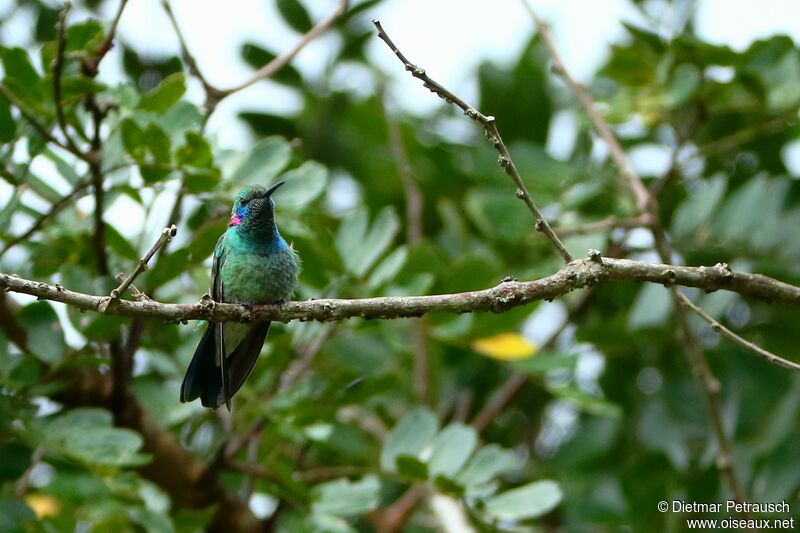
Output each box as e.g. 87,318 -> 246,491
677,293 -> 800,372
372,19 -> 573,263
2,257 -> 799,324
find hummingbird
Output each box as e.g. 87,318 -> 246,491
180,181 -> 299,410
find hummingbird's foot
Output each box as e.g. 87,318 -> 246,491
241,302 -> 254,311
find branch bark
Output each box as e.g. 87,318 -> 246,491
2,257 -> 799,324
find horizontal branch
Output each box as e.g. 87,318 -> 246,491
2,256 -> 799,325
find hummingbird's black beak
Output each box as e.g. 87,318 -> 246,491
261,180 -> 285,199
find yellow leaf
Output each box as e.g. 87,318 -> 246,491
471,332 -> 537,361
25,493 -> 60,518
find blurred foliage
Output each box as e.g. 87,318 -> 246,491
1,0 -> 800,531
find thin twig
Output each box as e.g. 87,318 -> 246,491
521,3 -> 651,213
0,84 -> 87,161
381,92 -> 430,402
0,180 -> 91,258
220,0 -> 348,96
677,293 -> 800,371
111,225 -> 177,299
53,3 -> 81,156
114,273 -> 151,301
82,0 -> 130,76
160,0 -> 222,106
372,19 -> 573,263
669,287 -> 748,507
279,322 -> 336,392
14,445 -> 45,497
161,0 -> 347,113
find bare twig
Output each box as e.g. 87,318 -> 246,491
14,445 -> 44,497
372,19 -> 573,263
381,93 -> 430,401
160,0 -> 223,108
0,84 -> 88,161
279,322 -> 336,392
111,225 -> 177,299
0,179 -> 91,258
220,0 -> 348,96
677,293 -> 800,371
161,0 -> 347,112
114,273 -> 151,301
2,257 -> 799,323
82,0 -> 130,76
521,4 -> 651,213
669,292 -> 748,506
53,4 -> 81,156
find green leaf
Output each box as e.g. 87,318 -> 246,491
627,283 -> 672,330
380,408 -> 438,471
366,246 -> 407,290
546,385 -> 623,418
428,423 -> 477,479
336,206 -> 400,278
65,20 -> 105,52
1,47 -> 44,107
44,149 -> 81,184
661,63 -> 701,109
137,73 -> 186,113
513,351 -> 579,375
395,455 -> 429,480
121,118 -> 147,161
44,408 -> 150,468
311,476 -> 380,517
465,188 -> 531,243
231,136 -> 292,184
484,480 -> 563,521
24,172 -> 62,203
672,175 -> 727,239
0,93 -> 16,142
0,498 -> 35,533
278,161 -> 329,209
456,444 -> 519,488
16,302 -> 66,364
276,0 -> 313,33
241,43 -> 303,87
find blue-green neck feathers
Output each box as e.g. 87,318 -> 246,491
228,183 -> 285,247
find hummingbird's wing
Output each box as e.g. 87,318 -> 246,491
180,234 -> 231,409
210,234 -> 233,411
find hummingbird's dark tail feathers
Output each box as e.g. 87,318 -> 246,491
227,322 -> 270,399
179,324 -> 221,407
179,322 -> 271,410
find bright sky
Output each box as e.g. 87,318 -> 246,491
98,0 -> 800,148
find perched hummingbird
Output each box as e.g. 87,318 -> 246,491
180,181 -> 299,410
